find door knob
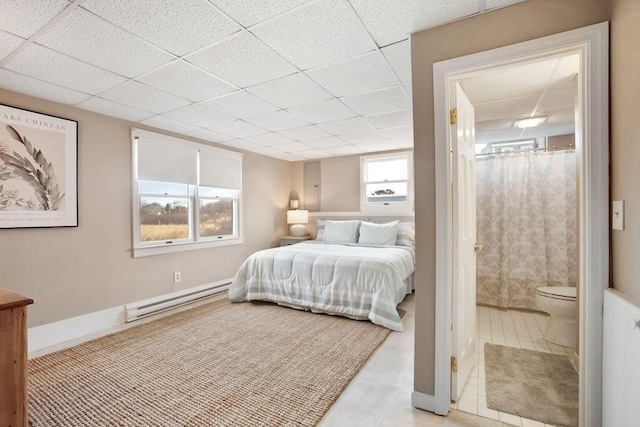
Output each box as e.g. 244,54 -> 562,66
474,244 -> 484,253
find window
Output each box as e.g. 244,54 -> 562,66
132,129 -> 242,257
360,152 -> 413,213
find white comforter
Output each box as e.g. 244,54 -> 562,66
228,241 -> 415,331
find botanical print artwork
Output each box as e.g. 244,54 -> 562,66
0,104 -> 77,228
476,151 -> 578,310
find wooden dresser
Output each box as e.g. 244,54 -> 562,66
0,288 -> 34,427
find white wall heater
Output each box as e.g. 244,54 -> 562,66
124,280 -> 231,323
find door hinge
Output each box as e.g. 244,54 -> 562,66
450,108 -> 457,125
451,356 -> 458,372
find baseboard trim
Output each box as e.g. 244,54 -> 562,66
412,391 -> 442,414
28,279 -> 233,354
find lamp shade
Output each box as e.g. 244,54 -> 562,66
287,210 -> 308,224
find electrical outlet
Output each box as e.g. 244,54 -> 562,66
173,271 -> 181,283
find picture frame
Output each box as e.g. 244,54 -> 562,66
0,104 -> 78,228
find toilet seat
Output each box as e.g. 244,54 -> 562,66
536,286 -> 576,302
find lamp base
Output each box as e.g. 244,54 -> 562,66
290,224 -> 307,237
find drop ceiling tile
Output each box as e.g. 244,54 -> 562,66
349,0 -> 479,47
246,132 -> 294,146
306,51 -> 399,97
4,44 -> 127,94
341,86 -> 411,116
246,72 -> 332,109
353,140 -> 398,153
209,0 -> 311,27
100,81 -> 191,114
474,95 -> 539,122
381,40 -> 411,84
538,88 -> 575,112
249,145 -> 284,157
392,138 -> 414,149
205,119 -> 267,138
36,8 -> 173,78
276,125 -> 329,140
0,31 -> 24,61
302,136 -> 346,149
379,126 -> 413,141
484,0 -> 526,10
218,139 -> 263,152
364,109 -> 412,130
338,131 -> 388,144
0,69 -> 91,105
137,61 -> 237,102
296,149 -> 330,159
544,108 -> 575,126
270,141 -> 313,153
251,0 -> 376,70
322,144 -> 363,156
548,55 -> 579,91
185,31 -> 297,88
139,115 -> 200,135
76,97 -> 154,121
81,0 -> 241,56
404,84 -> 413,99
273,152 -> 306,161
0,0 -> 68,38
162,104 -> 231,128
187,128 -> 234,143
245,110 -> 308,132
201,91 -> 279,119
316,117 -> 375,135
287,98 -> 356,123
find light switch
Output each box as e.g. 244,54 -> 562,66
612,200 -> 624,231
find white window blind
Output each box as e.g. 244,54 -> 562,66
137,138 -> 197,184
199,150 -> 242,190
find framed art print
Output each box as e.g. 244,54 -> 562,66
0,104 -> 78,228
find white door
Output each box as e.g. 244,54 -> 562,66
450,81 -> 477,401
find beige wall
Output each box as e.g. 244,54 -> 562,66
0,88 -> 291,327
548,134 -> 575,149
410,0 -> 609,396
610,0 -> 640,304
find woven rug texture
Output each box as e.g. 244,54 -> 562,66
28,299 -> 392,426
484,343 -> 578,427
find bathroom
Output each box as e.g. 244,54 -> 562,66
453,55 -> 581,426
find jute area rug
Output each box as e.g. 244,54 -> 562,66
484,343 -> 578,427
28,299 -> 393,426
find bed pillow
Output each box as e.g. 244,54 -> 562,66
315,219 -> 326,240
358,221 -> 399,246
395,222 -> 415,247
322,220 -> 361,243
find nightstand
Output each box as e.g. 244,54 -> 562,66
280,236 -> 311,246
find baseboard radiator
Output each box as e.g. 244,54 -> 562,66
124,280 -> 231,323
602,288 -> 640,425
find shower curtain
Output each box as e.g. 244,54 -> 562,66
475,150 -> 577,310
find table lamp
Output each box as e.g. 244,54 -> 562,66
287,210 -> 308,237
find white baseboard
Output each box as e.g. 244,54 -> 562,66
28,279 -> 233,354
412,391 -> 441,414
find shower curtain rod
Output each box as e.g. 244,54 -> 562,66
475,146 -> 575,159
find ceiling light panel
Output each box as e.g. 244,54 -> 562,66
364,109 -> 413,130
162,104 -> 232,128
0,69 -> 91,105
341,86 -> 411,116
186,128 -> 234,143
246,132 -> 294,146
100,81 -> 191,114
201,91 -> 280,119
246,72 -> 332,109
381,40 -> 411,84
136,61 -> 237,102
185,31 -> 297,88
204,119 -> 267,138
139,115 -> 201,135
245,110 -> 309,131
0,0 -> 69,38
251,0 -> 377,70
302,136 -> 347,148
76,97 -> 154,122
349,0 -> 479,47
287,98 -> 356,123
316,117 -> 376,135
80,0 -> 241,56
0,31 -> 24,61
276,125 -> 330,141
306,51 -> 399,97
210,0 -> 312,27
36,8 -> 173,78
4,44 -> 127,94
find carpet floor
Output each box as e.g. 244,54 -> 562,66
484,343 -> 578,427
28,299 -> 393,426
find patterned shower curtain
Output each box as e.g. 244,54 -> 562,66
475,150 -> 578,310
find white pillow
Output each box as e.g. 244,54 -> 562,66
322,220 -> 361,243
358,221 -> 399,246
396,222 -> 415,247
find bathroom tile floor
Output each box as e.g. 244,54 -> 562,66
453,305 -> 577,427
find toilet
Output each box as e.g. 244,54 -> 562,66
535,286 -> 578,348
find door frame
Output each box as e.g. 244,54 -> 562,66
431,22 -> 609,425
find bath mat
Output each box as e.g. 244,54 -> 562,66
484,343 -> 578,427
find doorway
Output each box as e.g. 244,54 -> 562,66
431,23 -> 609,425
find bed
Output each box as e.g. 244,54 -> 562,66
229,220 -> 415,331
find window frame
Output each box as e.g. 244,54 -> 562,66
360,151 -> 414,214
132,129 -> 243,258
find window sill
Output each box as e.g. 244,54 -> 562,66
133,237 -> 244,258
